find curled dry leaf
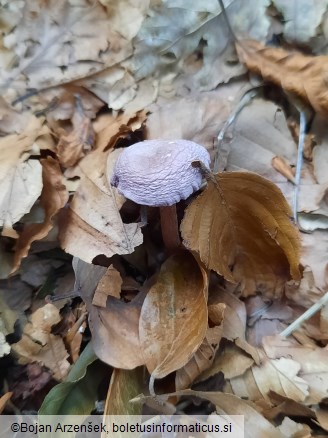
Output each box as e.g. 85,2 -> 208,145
57,98 -> 95,168
175,325 -> 223,391
94,111 -> 147,152
59,149 -> 143,263
236,39 -> 328,117
139,251 -> 208,380
11,157 -> 69,273
181,171 -> 301,297
74,258 -> 144,369
11,304 -> 70,380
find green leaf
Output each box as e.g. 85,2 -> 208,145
39,342 -> 105,415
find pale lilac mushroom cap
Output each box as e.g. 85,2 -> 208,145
110,139 -> 211,206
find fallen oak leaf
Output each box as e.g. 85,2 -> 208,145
181,169 -> 301,297
11,157 -> 69,273
236,39 -> 328,117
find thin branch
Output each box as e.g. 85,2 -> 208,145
280,291 -> 328,337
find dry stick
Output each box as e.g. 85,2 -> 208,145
293,110 -> 307,223
280,291 -> 328,337
214,88 -> 259,173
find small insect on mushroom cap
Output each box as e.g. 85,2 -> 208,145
110,139 -> 211,206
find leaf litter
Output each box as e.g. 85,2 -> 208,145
1,0 -> 328,435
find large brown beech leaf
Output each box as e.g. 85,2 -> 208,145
139,251 -> 208,381
181,171 -> 300,296
236,39 -> 328,117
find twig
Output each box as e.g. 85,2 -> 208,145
214,88 -> 259,173
217,0 -> 237,42
280,291 -> 328,337
292,111 -> 307,223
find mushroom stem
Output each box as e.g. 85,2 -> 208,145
159,205 -> 181,251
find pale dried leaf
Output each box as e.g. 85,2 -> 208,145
2,0 -> 134,93
272,0 -> 328,44
277,417 -> 311,438
59,149 -> 143,262
0,117 -> 48,228
263,335 -> 328,404
11,304 -> 70,380
139,252 -> 208,379
12,157 -> 69,272
228,357 -> 309,403
133,0 -> 270,92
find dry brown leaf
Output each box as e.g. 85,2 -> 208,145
236,39 -> 328,117
0,392 -> 12,414
266,391 -> 316,421
92,265 -> 122,307
57,98 -> 95,167
175,325 -> 223,391
0,117 -> 48,228
209,285 -> 260,364
89,296 -> 145,370
226,356 -> 309,404
74,258 -> 145,369
94,111 -> 147,152
272,156 -> 295,184
59,149 -> 143,263
11,304 -> 70,380
139,251 -> 208,380
173,390 -> 284,438
181,171 -> 300,297
263,335 -> 328,404
199,342 -> 254,382
11,157 -> 69,272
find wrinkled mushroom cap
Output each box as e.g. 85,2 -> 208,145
110,139 -> 211,206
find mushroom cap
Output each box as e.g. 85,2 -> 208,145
110,139 -> 211,206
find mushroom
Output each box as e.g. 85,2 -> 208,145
109,139 -> 211,251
